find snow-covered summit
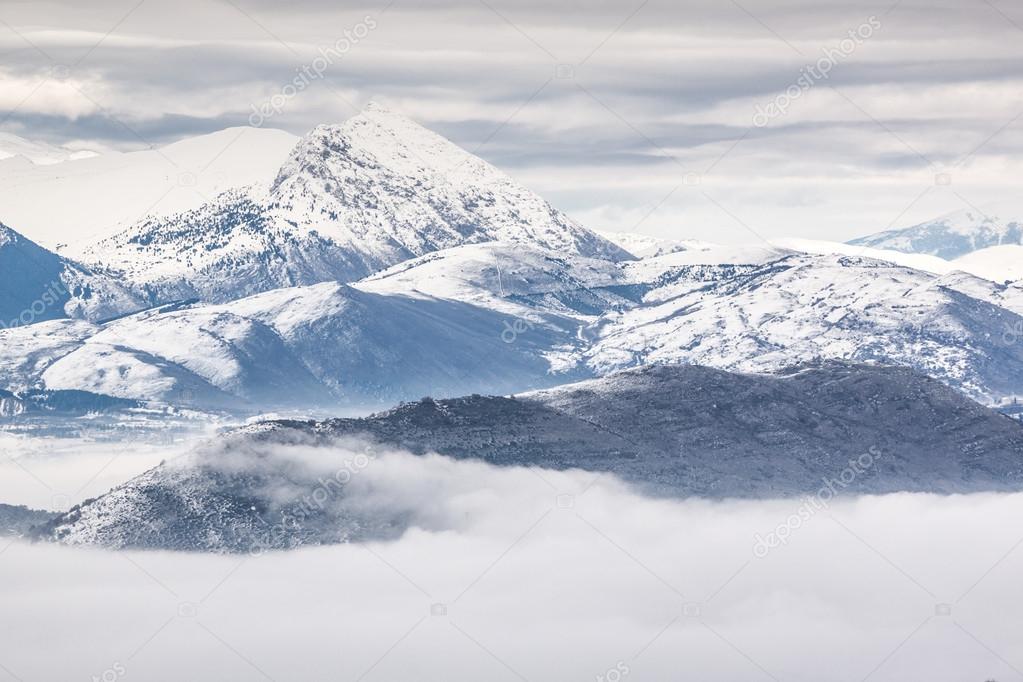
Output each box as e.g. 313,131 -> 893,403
848,204 -> 1023,259
0,132 -> 99,166
78,104 -> 630,304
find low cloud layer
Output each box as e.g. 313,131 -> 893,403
0,432 -> 196,511
1,438 -> 1021,681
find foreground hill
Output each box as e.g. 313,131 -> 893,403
34,362 -> 1023,551
0,504 -> 57,537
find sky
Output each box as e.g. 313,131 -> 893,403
1,0 -> 1022,242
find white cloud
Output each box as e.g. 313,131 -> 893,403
1,442 -> 1021,681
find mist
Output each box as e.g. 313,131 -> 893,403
1,439 -> 1021,681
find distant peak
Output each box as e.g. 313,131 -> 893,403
362,100 -> 392,114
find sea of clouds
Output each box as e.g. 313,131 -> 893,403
1,435 -> 1021,681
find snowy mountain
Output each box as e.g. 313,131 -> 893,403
4,242 -> 1023,410
3,243 -> 623,410
953,245 -> 1023,283
0,387 -> 141,417
848,205 -> 1023,259
596,230 -> 711,258
77,104 -> 630,304
32,362 -> 1023,551
772,237 -> 957,275
0,127 -> 299,251
0,132 -> 99,166
587,252 -> 1023,405
0,222 -> 146,328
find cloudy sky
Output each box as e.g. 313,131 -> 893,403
1,0 -> 1021,242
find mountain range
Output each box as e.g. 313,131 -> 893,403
2,106 -> 1023,411
5,107 -> 1023,555
0,132 -> 99,166
3,238 -> 1022,409
849,204 -> 1023,259
74,103 -> 628,304
32,361 -> 1023,552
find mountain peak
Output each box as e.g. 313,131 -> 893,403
361,100 -> 394,114
265,108 -> 631,261
76,108 -> 631,306
0,132 -> 100,166
849,204 -> 1023,259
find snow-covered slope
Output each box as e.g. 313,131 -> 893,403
0,132 -> 99,166
774,237 -> 956,275
76,104 -> 630,303
5,242 -> 1023,410
0,222 -> 146,328
359,242 -> 639,318
33,361 -> 1023,551
953,245 -> 1023,283
0,127 -> 299,251
596,230 -> 712,258
848,205 -> 1023,259
587,252 -> 1023,405
10,244 -> 611,409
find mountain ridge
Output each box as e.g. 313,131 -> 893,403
849,205 -> 1023,259
32,361 -> 1023,552
77,104 -> 631,304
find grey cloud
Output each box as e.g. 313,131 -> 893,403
2,0 -> 1022,238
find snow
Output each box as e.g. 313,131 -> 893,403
3,107 -> 1022,412
0,127 -> 299,251
69,104 -> 629,304
848,203 -> 1023,259
35,361 -> 1023,551
4,239 -> 1023,410
0,132 -> 99,166
588,252 -> 1023,404
953,244 -> 1023,283
596,229 -> 713,258
621,243 -> 792,285
359,241 -> 628,316
774,237 -> 956,275
0,221 -> 148,327
0,319 -> 99,393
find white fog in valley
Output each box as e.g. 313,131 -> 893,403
0,432 -> 208,510
1,439 -> 1020,682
